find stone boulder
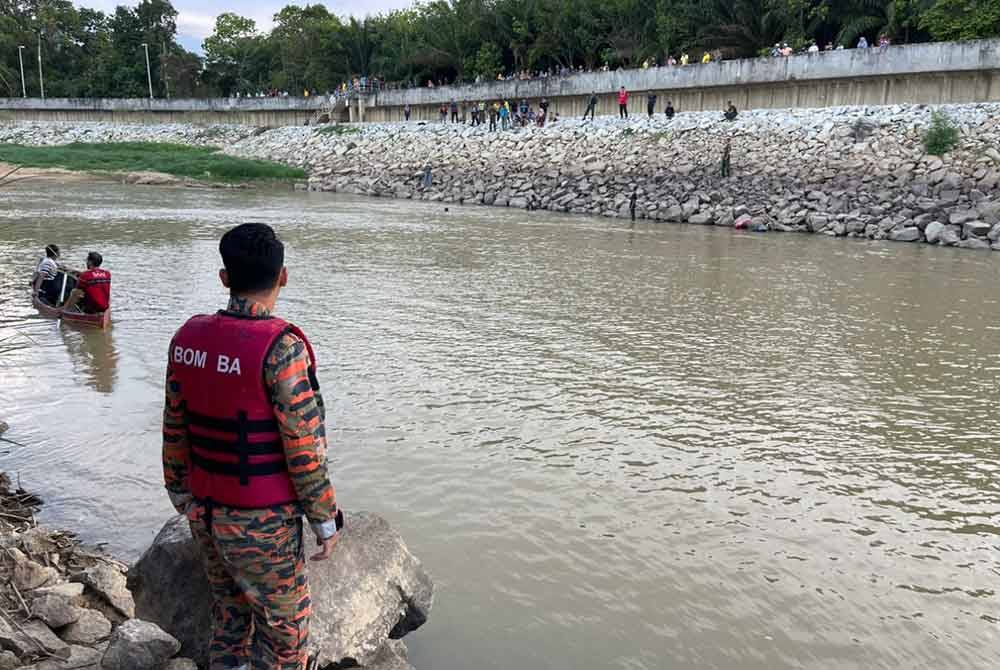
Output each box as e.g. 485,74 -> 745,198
130,512 -> 433,669
888,227 -> 921,242
0,618 -> 68,658
76,564 -> 134,619
100,619 -> 180,670
367,639 -> 414,670
30,593 -> 80,628
956,237 -> 991,250
10,549 -> 59,592
940,226 -> 962,246
20,644 -> 100,670
924,221 -> 946,244
61,608 -> 112,645
963,221 -> 991,238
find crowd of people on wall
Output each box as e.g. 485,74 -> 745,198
399,87 -> 742,127
239,34 -> 899,105
248,32 -> 899,101
783,33 -> 892,55
410,97 -> 560,129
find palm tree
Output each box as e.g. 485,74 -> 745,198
832,0 -> 933,45
699,0 -> 790,57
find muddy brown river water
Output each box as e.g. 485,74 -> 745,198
1,182 -> 998,669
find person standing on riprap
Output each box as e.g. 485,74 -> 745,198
163,223 -> 342,670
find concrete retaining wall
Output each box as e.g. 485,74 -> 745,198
361,39 -> 1000,122
0,96 -> 335,127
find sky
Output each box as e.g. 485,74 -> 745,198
73,1 -> 413,52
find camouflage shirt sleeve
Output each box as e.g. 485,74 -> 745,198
264,332 -> 339,539
162,336 -> 192,513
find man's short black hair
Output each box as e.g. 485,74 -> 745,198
45,244 -> 60,259
87,251 -> 103,267
219,223 -> 284,293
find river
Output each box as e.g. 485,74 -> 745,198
1,182 -> 998,669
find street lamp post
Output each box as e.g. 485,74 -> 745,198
37,32 -> 44,100
17,46 -> 26,97
141,43 -> 153,99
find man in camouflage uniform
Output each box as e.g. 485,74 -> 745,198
163,223 -> 341,670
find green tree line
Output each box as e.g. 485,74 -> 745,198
2,0 -> 999,98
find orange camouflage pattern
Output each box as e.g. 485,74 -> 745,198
189,503 -> 311,670
162,296 -> 338,670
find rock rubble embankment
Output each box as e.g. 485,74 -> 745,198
0,472 -> 432,670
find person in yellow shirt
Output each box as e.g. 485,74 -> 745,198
702,52 -> 712,64
680,53 -> 690,66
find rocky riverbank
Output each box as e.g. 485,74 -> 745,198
2,103 -> 1000,250
0,473 -> 433,669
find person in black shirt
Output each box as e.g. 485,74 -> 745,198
724,101 -> 738,121
583,92 -> 598,121
664,101 -> 676,119
646,93 -> 657,118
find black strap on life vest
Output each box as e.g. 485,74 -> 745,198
189,434 -> 283,457
185,406 -> 286,487
190,452 -> 287,479
187,408 -> 279,435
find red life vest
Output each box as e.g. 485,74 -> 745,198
170,312 -> 319,508
78,268 -> 112,312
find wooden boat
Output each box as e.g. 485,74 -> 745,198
32,294 -> 111,330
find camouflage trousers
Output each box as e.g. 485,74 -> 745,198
188,502 -> 312,670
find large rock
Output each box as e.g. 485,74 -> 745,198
60,608 -> 112,645
10,549 -> 59,592
888,227 -> 920,242
77,564 -> 134,619
100,619 -> 180,670
30,593 -> 80,628
924,221 -> 946,244
0,618 -> 69,657
963,221 -> 992,238
130,512 -> 433,668
31,583 -> 85,600
367,640 -> 414,670
21,644 -> 101,670
161,659 -> 198,670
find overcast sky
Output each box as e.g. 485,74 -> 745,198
73,1 -> 414,52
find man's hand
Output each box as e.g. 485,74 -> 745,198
310,532 -> 339,562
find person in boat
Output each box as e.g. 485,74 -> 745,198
31,244 -> 68,306
61,251 -> 112,314
162,223 -> 341,670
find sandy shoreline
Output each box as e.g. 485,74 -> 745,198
0,162 -> 256,189
0,161 -> 116,184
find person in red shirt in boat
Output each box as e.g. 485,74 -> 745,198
62,251 -> 111,314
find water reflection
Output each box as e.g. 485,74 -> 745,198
59,325 -> 117,394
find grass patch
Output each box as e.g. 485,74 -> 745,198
0,142 -> 306,182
